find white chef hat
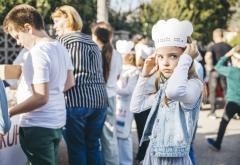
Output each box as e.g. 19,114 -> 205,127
116,40 -> 134,55
152,18 -> 193,48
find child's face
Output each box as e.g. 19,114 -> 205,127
9,29 -> 33,49
155,46 -> 184,78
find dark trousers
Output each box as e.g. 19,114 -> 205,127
19,127 -> 62,165
215,101 -> 240,147
209,71 -> 226,114
134,109 -> 150,161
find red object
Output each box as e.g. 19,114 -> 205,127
216,83 -> 223,97
205,82 -> 223,98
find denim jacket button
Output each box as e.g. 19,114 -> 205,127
152,151 -> 156,155
156,119 -> 160,123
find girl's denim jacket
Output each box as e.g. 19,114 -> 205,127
130,54 -> 203,157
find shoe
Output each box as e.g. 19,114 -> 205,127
206,138 -> 221,151
233,114 -> 240,120
208,113 -> 217,119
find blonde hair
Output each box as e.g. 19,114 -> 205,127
3,4 -> 44,33
123,52 -> 136,66
51,5 -> 83,31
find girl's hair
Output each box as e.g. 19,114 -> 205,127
123,52 -> 136,66
91,24 -> 113,82
51,5 -> 83,32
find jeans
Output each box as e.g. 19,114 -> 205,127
101,97 -> 119,165
189,122 -> 197,165
64,107 -> 107,165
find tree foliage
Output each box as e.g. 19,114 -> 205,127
0,0 -> 238,44
0,0 -> 96,34
109,0 -> 238,44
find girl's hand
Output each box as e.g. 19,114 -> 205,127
225,46 -> 239,58
184,43 -> 198,59
141,53 -> 159,77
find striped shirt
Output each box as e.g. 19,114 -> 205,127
57,32 -> 108,109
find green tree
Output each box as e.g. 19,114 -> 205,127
0,0 -> 96,34
110,0 -> 238,44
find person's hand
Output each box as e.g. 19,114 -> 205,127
184,43 -> 198,59
225,46 -> 239,58
141,53 -> 159,77
8,106 -> 15,118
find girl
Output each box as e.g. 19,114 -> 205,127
130,18 -> 203,164
207,46 -> 240,151
115,40 -> 139,165
91,22 -> 122,165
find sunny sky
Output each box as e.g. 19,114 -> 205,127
109,0 -> 151,13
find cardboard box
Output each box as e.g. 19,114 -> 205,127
0,65 -> 21,80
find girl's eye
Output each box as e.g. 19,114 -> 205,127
157,55 -> 163,59
170,55 -> 178,59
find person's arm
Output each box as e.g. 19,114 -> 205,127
63,47 -> 75,92
130,74 -> 156,113
64,70 -> 75,92
117,75 -> 138,96
9,83 -> 48,117
166,54 -> 203,108
9,47 -> 51,117
214,56 -> 231,77
204,51 -> 213,75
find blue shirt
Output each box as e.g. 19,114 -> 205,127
0,80 -> 11,135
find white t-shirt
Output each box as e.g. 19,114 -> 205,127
106,49 -> 122,98
17,41 -> 73,129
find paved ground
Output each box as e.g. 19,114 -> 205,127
193,108 -> 240,165
58,105 -> 240,165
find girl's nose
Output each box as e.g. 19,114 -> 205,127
162,58 -> 170,66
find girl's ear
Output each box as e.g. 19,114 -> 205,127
23,23 -> 32,33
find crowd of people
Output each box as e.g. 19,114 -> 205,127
0,3 -> 239,165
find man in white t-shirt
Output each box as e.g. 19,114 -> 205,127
3,4 -> 74,165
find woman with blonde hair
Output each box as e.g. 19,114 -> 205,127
52,5 -> 108,165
